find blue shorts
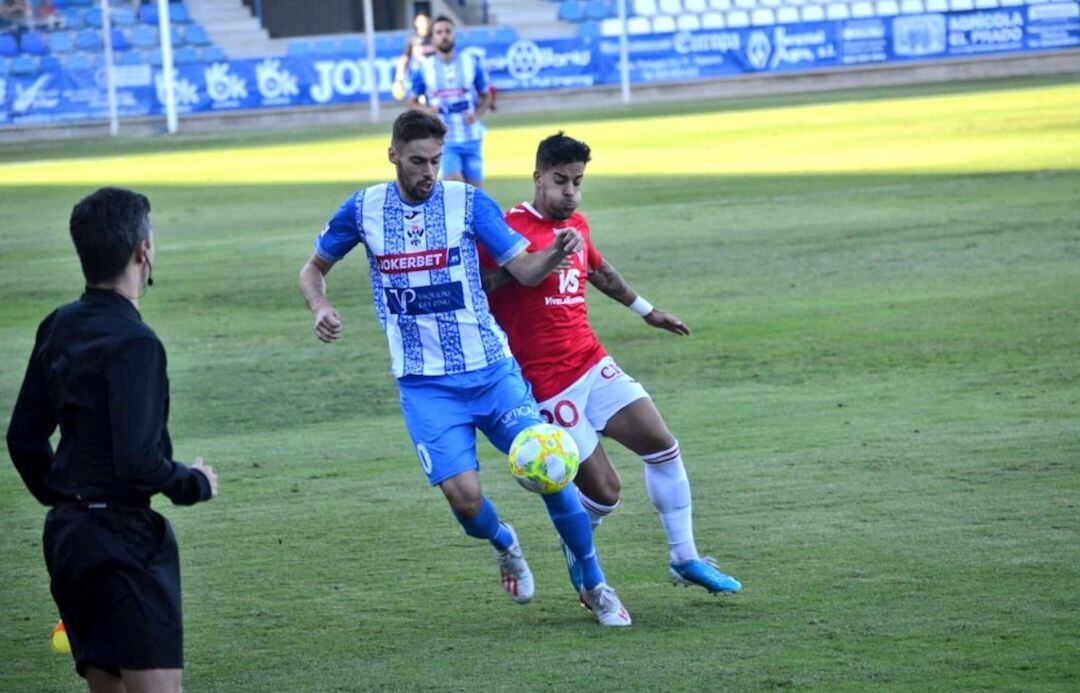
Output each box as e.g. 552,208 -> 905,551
398,357 -> 543,486
441,139 -> 484,183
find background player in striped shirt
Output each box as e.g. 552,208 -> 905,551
407,16 -> 491,188
481,132 -> 743,596
296,112 -> 631,626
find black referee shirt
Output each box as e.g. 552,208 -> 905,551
6,288 -> 210,507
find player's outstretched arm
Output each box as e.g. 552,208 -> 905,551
589,259 -> 691,335
298,254 -> 344,343
503,228 -> 582,287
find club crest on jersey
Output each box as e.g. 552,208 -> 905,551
407,224 -> 425,246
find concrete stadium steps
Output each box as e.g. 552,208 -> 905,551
184,0 -> 273,59
486,0 -> 576,38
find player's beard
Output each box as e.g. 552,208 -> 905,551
438,38 -> 454,55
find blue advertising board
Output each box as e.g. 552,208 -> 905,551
2,4 -> 1077,126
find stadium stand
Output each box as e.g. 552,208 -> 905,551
0,0 -> 227,74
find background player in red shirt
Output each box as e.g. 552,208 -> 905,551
481,133 -> 742,596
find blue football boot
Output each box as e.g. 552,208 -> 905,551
558,536 -> 585,594
669,556 -> 742,594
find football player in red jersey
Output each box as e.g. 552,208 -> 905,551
480,132 -> 742,596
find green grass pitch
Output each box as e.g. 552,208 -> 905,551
1,74 -> 1078,691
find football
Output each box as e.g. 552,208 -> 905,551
508,424 -> 580,495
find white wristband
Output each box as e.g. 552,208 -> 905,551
629,296 -> 654,317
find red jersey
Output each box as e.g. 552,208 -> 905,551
480,202 -> 607,401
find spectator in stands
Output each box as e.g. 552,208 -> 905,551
1,0 -> 31,35
392,12 -> 435,101
34,0 -> 63,31
407,16 -> 493,188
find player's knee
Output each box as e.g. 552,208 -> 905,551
590,480 -> 620,508
445,487 -> 483,517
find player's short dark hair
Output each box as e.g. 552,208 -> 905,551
536,132 -> 592,170
392,110 -> 446,146
69,187 -> 151,285
432,15 -> 454,27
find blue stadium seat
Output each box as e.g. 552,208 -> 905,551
41,55 -> 63,72
20,32 -> 49,56
170,25 -> 185,47
202,45 -> 226,62
559,1 -> 586,22
286,40 -> 309,57
0,34 -> 16,58
338,36 -> 365,54
171,4 -> 192,24
115,49 -> 145,65
48,31 -> 76,53
60,8 -> 85,29
130,25 -> 158,49
75,29 -> 102,51
143,48 -> 162,66
139,4 -> 159,24
85,6 -> 102,27
173,46 -> 199,64
10,55 -> 42,75
585,0 -> 610,19
493,26 -> 517,43
578,20 -> 601,39
110,28 -> 130,51
185,24 -> 210,46
64,51 -> 97,70
112,6 -> 136,26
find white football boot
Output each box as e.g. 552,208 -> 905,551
495,524 -> 534,604
579,582 -> 632,627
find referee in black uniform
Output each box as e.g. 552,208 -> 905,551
6,187 -> 218,693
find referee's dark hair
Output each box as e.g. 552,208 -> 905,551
69,187 -> 151,285
432,15 -> 454,27
392,109 -> 447,147
536,132 -> 592,171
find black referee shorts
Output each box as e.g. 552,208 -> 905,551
43,503 -> 183,678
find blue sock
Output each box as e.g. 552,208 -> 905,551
453,496 -> 514,551
543,484 -> 605,589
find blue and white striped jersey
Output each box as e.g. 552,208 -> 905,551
315,181 -> 529,378
412,50 -> 490,144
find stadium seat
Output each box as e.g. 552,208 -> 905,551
877,0 -> 900,13
585,0 -> 609,19
130,25 -> 157,49
313,38 -> 336,55
684,0 -> 708,11
185,24 -> 210,46
627,16 -> 651,32
286,40 -> 309,57
825,2 -> 850,18
50,31 -> 77,54
701,11 -> 724,26
170,25 -> 185,47
115,49 -> 144,65
949,0 -> 974,9
578,19 -> 602,38
171,4 -> 193,24
973,0 -> 998,7
10,55 -> 41,75
143,48 -> 162,66
559,1 -> 586,22
777,6 -> 800,21
652,14 -> 676,30
900,0 -> 924,12
109,28 -> 130,50
852,1 -> 874,15
801,5 -> 825,20
658,0 -> 682,13
676,13 -> 701,29
173,46 -> 199,64
599,17 -> 621,35
75,29 -> 102,51
112,6 -> 136,26
202,45 -> 226,62
633,0 -> 659,14
85,6 -> 102,27
726,9 -> 750,25
751,8 -> 775,23
709,0 -> 730,10
733,0 -> 756,9
139,4 -> 159,24
20,32 -> 48,56
926,0 -> 948,10
338,36 -> 364,54
64,52 -> 96,70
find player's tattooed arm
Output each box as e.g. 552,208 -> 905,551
588,259 -> 636,305
481,266 -> 513,293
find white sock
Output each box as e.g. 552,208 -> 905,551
578,489 -> 619,531
643,442 -> 699,564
